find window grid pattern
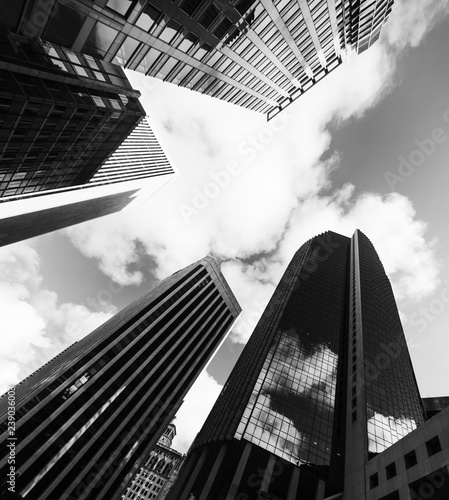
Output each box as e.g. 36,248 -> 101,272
356,232 -> 426,455
0,259 -> 240,500
90,117 -> 174,186
29,0 -> 393,118
0,35 -> 145,201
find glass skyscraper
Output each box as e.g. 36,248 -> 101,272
4,0 -> 394,119
167,230 -> 425,500
0,256 -> 241,500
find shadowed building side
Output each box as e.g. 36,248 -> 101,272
0,257 -> 241,500
166,230 -> 426,500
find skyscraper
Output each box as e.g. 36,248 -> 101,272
4,0 -> 394,119
0,256 -> 241,500
167,230 -> 426,500
0,26 -> 176,246
0,116 -> 175,247
0,27 -> 146,199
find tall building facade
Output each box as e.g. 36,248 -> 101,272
0,256 -> 241,500
121,423 -> 184,500
0,115 -> 175,247
4,0 -> 394,119
166,230 -> 426,500
0,24 -> 176,247
0,25 -> 147,199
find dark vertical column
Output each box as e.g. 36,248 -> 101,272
286,466 -> 300,500
198,442 -> 229,500
343,231 -> 368,499
165,450 -> 200,500
177,446 -> 210,500
225,441 -> 252,500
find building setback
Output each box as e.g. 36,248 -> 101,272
0,257 -> 241,500
4,0 -> 394,119
166,230 -> 426,500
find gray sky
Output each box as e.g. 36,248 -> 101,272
1,0 -> 449,453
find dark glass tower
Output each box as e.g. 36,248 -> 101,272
0,257 -> 241,500
167,230 -> 425,500
4,0 -> 394,119
0,26 -> 146,199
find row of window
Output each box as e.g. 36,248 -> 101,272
369,435 -> 443,489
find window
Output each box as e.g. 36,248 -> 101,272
385,462 -> 397,480
43,4 -> 86,47
425,436 -> 442,457
84,22 -> 118,58
106,0 -> 135,17
404,450 -> 417,469
369,472 -> 379,489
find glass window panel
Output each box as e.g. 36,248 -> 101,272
112,37 -> 140,66
84,55 -> 99,70
106,0 -> 135,17
84,22 -> 119,58
0,0 -> 26,30
51,58 -> 69,72
73,65 -> 88,77
93,71 -> 106,81
158,20 -> 181,43
92,96 -> 106,107
156,58 -> 179,79
136,48 -> 162,74
43,4 -> 86,47
177,37 -> 196,53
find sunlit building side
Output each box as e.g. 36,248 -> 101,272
4,0 -> 394,119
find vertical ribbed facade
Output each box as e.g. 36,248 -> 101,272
0,257 -> 241,500
0,27 -> 146,200
5,0 -> 394,119
89,117 -> 174,186
166,230 -> 425,500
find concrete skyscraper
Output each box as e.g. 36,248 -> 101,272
0,257 -> 241,499
166,230 -> 427,500
4,0 -> 394,118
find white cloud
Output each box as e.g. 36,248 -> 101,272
171,371 -> 223,454
384,0 -> 449,51
0,243 -> 113,394
367,412 -> 417,453
16,0 -> 448,452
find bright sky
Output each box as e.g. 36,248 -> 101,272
2,0 -> 449,454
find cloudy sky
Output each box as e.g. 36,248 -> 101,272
2,0 -> 449,454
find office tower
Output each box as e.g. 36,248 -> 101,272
167,230 -> 426,500
0,115 -> 175,247
0,256 -> 241,500
4,0 -> 394,119
121,422 -> 184,500
0,26 -> 147,199
0,27 -> 175,246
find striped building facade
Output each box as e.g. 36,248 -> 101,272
0,256 -> 241,499
4,0 -> 394,119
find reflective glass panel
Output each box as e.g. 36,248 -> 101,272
113,37 -> 140,66
84,22 -> 119,58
